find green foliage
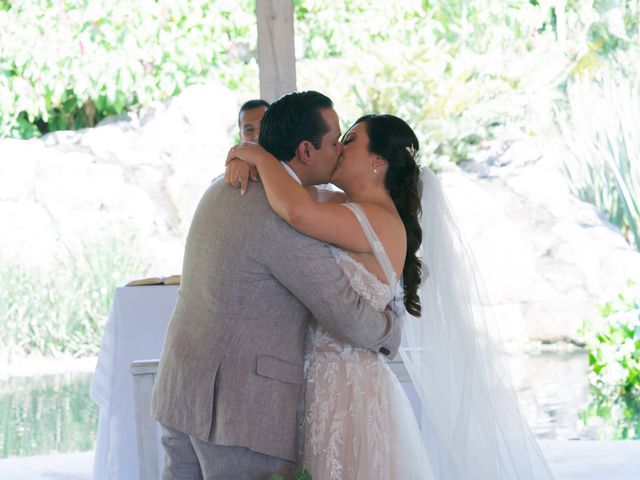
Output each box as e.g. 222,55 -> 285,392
566,0 -> 640,78
2,0 -> 638,168
294,0 -> 563,167
557,75 -> 640,249
293,0 -> 640,168
0,0 -> 258,139
0,232 -> 151,357
269,468 -> 312,480
580,280 -> 640,439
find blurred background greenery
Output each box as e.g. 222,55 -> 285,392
0,0 -> 638,446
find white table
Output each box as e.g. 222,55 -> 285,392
90,284 -> 417,480
90,285 -> 179,480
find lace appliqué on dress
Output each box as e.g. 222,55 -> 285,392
301,206 -> 431,479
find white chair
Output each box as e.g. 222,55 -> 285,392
131,359 -> 161,480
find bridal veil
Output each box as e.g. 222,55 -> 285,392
398,167 -> 556,479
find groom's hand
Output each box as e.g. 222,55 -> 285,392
224,158 -> 258,195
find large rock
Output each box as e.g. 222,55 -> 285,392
441,132 -> 640,344
0,81 -> 239,271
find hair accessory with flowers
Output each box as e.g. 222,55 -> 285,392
405,144 -> 417,159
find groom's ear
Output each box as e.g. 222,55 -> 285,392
296,140 -> 314,166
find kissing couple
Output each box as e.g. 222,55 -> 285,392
152,91 -> 556,479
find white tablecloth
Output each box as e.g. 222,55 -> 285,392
90,284 -> 419,480
90,285 -> 179,480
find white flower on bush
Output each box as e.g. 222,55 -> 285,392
619,338 -> 637,358
601,361 -> 627,387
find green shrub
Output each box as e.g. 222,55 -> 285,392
295,0 -> 565,167
293,0 -> 640,170
2,0 -> 638,158
580,280 -> 640,439
557,75 -> 640,249
0,232 -> 151,357
269,468 -> 312,480
0,0 -> 257,139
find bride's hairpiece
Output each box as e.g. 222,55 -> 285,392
405,145 -> 417,159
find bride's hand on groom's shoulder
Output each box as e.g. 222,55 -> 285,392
224,157 -> 258,195
225,142 -> 265,167
225,143 -> 265,194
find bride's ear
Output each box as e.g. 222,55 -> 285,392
372,157 -> 387,173
296,140 -> 313,166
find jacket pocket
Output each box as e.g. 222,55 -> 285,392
255,355 -> 303,384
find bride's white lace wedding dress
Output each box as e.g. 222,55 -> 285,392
301,203 -> 434,480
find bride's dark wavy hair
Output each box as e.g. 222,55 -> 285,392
354,114 -> 422,317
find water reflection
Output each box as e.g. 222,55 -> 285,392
0,352 -> 630,458
508,350 -> 597,439
0,373 -> 97,458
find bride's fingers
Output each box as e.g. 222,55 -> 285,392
226,144 -> 241,165
226,159 -> 252,193
239,174 -> 247,195
224,161 -> 238,185
225,160 -> 237,187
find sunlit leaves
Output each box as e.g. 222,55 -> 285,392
558,76 -> 640,249
0,0 -> 258,138
580,280 -> 640,439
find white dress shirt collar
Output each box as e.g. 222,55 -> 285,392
281,161 -> 302,185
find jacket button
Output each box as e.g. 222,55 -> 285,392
379,346 -> 390,356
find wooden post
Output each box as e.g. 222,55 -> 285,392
256,0 -> 297,103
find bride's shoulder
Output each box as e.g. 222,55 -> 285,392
351,202 -> 402,227
348,202 -> 406,245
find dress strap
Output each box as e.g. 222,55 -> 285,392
340,203 -> 398,288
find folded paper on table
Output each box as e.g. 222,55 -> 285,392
126,275 -> 181,286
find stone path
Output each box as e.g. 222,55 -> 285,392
0,441 -> 638,479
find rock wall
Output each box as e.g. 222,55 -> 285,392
441,132 -> 640,343
0,81 -> 239,272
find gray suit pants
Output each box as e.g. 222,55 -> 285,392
160,425 -> 296,480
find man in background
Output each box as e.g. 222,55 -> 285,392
231,98 -> 339,196
238,99 -> 269,143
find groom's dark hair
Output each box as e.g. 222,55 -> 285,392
258,91 -> 333,162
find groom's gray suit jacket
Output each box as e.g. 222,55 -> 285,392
151,177 -> 402,462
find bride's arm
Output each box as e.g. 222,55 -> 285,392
226,144 -> 375,253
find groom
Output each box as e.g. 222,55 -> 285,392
151,91 -> 402,479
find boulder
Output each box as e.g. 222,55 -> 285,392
441,133 -> 640,344
0,81 -> 239,272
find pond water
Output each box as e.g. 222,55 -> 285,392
508,349 -> 597,440
0,350 -> 616,458
0,372 -> 97,458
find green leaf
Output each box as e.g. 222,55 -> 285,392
295,467 -> 313,480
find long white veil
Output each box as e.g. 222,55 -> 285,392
398,167 -> 555,479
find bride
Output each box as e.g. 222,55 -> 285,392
226,114 -> 555,479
